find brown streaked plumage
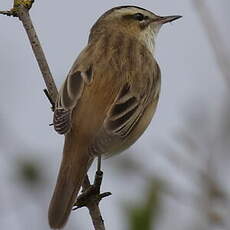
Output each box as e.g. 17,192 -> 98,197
49,5 -> 181,229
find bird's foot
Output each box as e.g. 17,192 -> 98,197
73,170 -> 112,210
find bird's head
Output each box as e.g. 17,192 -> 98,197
89,5 -> 182,51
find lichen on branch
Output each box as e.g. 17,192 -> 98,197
0,0 -> 34,17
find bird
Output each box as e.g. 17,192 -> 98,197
48,5 -> 181,229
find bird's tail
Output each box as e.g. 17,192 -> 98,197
48,134 -> 92,229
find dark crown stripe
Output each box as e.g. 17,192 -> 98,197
96,5 -> 153,23
107,5 -> 151,14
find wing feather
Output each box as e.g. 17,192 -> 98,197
105,83 -> 143,137
54,108 -> 72,135
89,61 -> 161,156
54,66 -> 93,135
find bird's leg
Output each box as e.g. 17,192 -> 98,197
73,156 -> 112,210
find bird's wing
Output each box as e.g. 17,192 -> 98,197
53,62 -> 93,135
105,83 -> 146,137
89,62 -> 161,156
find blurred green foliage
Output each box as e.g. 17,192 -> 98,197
127,180 -> 161,230
16,157 -> 43,186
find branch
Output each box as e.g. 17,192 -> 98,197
73,171 -> 112,230
0,1 -> 110,229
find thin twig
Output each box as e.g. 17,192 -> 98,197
0,10 -> 13,16
43,89 -> 55,111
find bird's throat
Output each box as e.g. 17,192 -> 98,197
140,27 -> 156,56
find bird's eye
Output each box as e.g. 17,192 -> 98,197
133,13 -> 145,21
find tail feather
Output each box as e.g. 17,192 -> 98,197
48,136 -> 92,229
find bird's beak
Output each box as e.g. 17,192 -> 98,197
151,15 -> 182,24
